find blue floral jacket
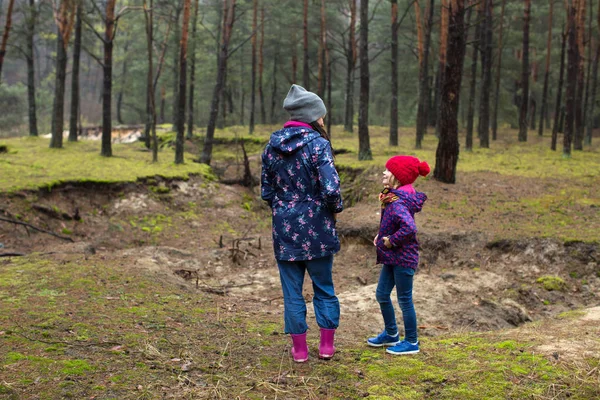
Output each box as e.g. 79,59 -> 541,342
376,189 -> 427,269
261,127 -> 343,261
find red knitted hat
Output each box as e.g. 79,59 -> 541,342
385,156 -> 430,186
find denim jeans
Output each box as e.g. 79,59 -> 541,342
375,264 -> 417,343
277,255 -> 340,334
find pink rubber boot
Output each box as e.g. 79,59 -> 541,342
319,328 -> 336,359
290,333 -> 309,363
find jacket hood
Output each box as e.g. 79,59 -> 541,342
268,127 -> 321,155
390,188 -> 427,214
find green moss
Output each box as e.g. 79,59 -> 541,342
0,137 -> 214,192
60,359 -> 94,375
537,275 -> 566,291
557,310 -> 587,319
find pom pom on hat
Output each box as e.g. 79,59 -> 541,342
385,156 -> 430,186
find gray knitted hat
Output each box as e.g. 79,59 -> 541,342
283,84 -> 327,123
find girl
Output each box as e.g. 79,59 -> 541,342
367,156 -> 429,355
262,84 -> 343,362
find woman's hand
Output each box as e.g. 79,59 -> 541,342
373,234 -> 378,246
382,236 -> 393,249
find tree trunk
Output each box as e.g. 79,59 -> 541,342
434,0 -> 449,138
0,0 -> 15,83
50,29 -> 68,148
582,0 -> 593,131
259,6 -> 266,124
171,3 -> 182,128
416,0 -> 435,148
529,97 -> 536,130
101,0 -> 117,157
69,4 -> 82,142
518,0 -> 531,142
390,0 -> 399,146
491,0 -> 506,141
175,0 -> 191,164
303,0 -> 310,89
434,0 -> 466,184
574,0 -> 587,150
552,27 -> 567,151
249,0 -> 257,134
344,0 -> 357,132
538,0 -> 554,136
565,2 -> 579,157
466,5 -> 480,151
318,0 -> 326,97
358,0 -> 372,160
270,51 -> 278,124
291,30 -> 297,83
326,44 -> 332,134
187,0 -> 199,139
144,0 -> 158,161
26,0 -> 38,136
200,0 -> 236,165
585,5 -> 600,146
478,0 -> 493,148
116,39 -> 130,126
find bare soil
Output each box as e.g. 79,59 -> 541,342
1,169 -> 598,345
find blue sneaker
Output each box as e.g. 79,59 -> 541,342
367,331 -> 400,347
386,340 -> 420,355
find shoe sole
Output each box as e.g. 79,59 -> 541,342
367,341 -> 400,348
385,349 -> 420,355
293,358 -> 308,363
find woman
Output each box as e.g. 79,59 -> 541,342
261,84 -> 343,362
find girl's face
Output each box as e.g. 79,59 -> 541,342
316,117 -> 325,127
382,169 -> 394,187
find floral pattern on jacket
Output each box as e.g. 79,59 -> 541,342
261,127 -> 343,261
376,188 -> 427,269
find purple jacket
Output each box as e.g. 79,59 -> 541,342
376,188 -> 427,269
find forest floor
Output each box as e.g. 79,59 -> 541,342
0,127 -> 599,399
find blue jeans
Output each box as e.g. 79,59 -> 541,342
375,265 -> 418,343
277,255 -> 340,334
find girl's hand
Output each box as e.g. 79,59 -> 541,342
373,234 -> 378,246
382,236 -> 393,249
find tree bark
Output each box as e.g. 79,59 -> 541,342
259,6 -> 266,124
552,27 -> 567,151
465,5 -> 480,151
518,0 -> 531,142
358,0 -> 372,160
416,0 -> 435,148
69,4 -> 82,142
171,2 -> 182,128
303,0 -> 310,89
200,0 -> 236,165
390,0 -> 399,146
175,0 -> 191,164
144,0 -> 158,161
26,0 -> 38,136
491,0 -> 506,141
585,4 -> 600,146
344,0 -> 357,132
434,0 -> 466,184
187,0 -> 199,139
270,50 -> 278,123
574,0 -> 586,150
101,0 -> 117,157
478,0 -> 493,148
538,0 -> 554,136
116,39 -> 130,126
565,1 -> 579,156
434,0 -> 449,138
0,0 -> 15,83
249,0 -> 257,134
50,29 -> 68,148
318,0 -> 326,97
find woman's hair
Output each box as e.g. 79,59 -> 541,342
309,120 -> 335,158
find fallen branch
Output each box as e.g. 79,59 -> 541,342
0,252 -> 26,257
0,216 -> 74,242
